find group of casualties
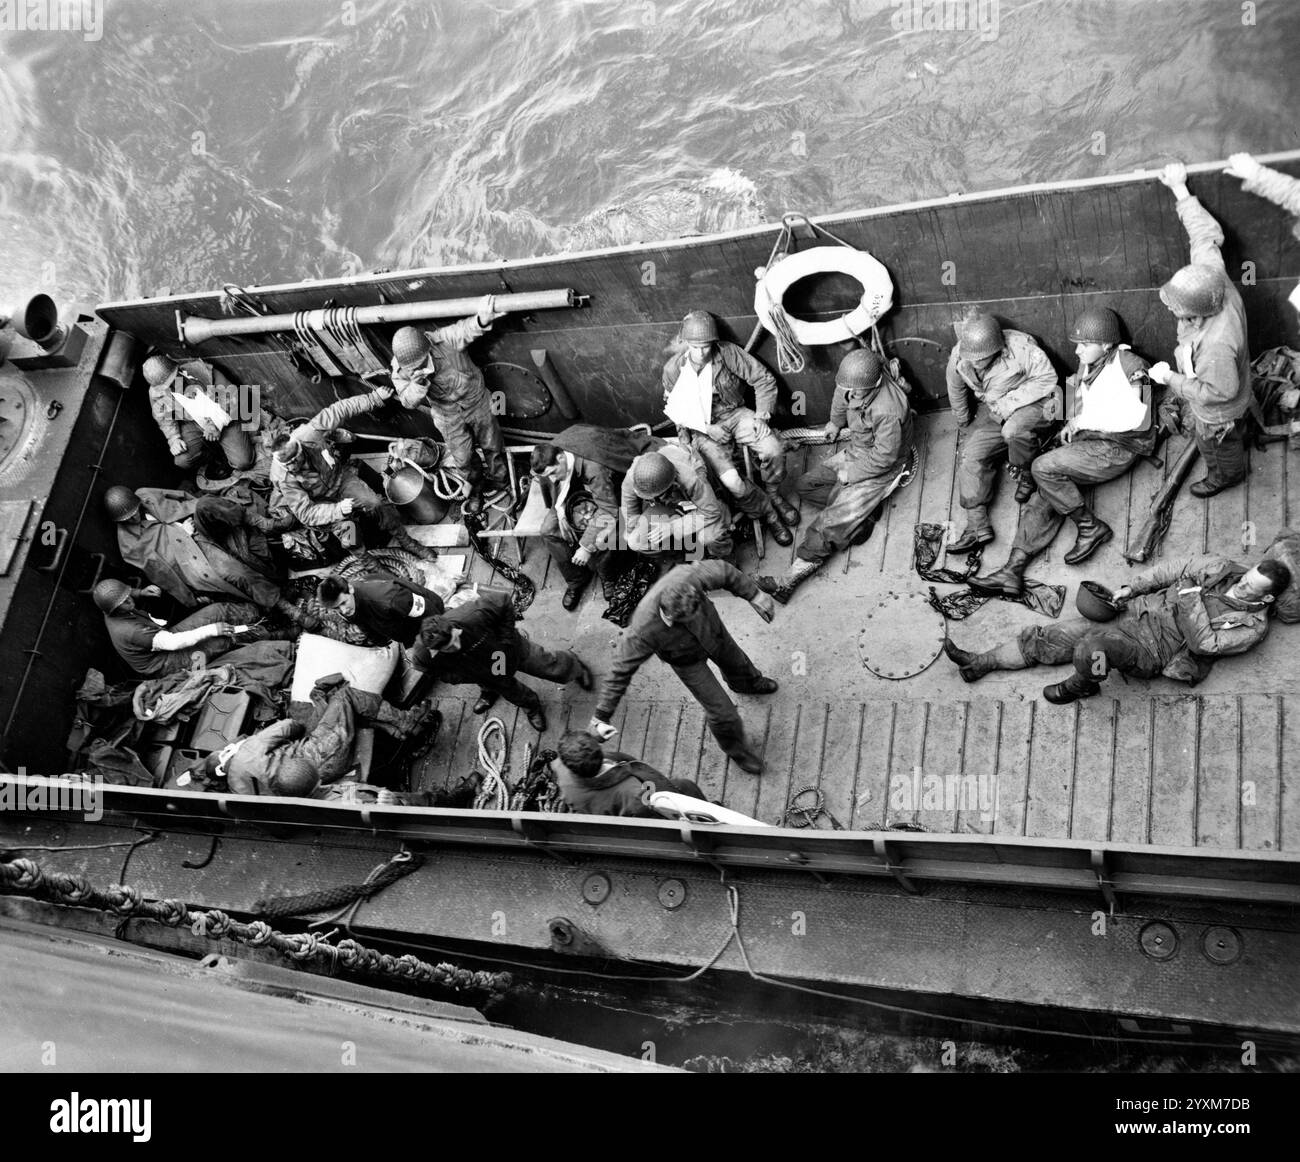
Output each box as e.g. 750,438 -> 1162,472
85,156 -> 1300,815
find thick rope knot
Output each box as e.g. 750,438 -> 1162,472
202,909 -> 232,938
155,899 -> 189,927
393,953 -> 423,980
244,920 -> 275,947
108,884 -> 142,914
335,939 -> 363,968
8,858 -> 42,890
287,931 -> 322,961
60,874 -> 96,904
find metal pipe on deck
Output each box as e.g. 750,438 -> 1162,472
175,288 -> 578,345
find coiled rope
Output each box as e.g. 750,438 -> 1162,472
764,301 -> 807,376
782,785 -> 845,830
0,856 -> 510,998
472,717 -> 511,811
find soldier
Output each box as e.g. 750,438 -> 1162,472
621,445 -> 733,560
269,384 -> 437,561
971,307 -> 1166,595
529,423 -> 644,610
588,560 -> 778,774
945,314 -> 1062,553
1147,162 -> 1254,498
661,309 -> 796,545
92,579 -> 266,678
416,589 -> 592,733
1226,152 -> 1300,320
943,555 -> 1290,703
389,295 -> 509,514
756,349 -> 914,603
550,730 -> 707,817
142,353 -> 256,477
317,574 -> 445,647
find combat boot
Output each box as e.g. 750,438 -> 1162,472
754,557 -> 823,604
1010,465 -> 1036,504
766,488 -> 801,528
942,638 -> 1029,683
1063,507 -> 1113,565
971,548 -> 1031,597
1043,673 -> 1101,704
765,517 -> 793,547
947,505 -> 994,554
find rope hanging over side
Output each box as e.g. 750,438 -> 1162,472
765,302 -> 807,375
0,856 -> 510,998
251,849 -> 424,918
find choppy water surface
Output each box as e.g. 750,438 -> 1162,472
1,0 -> 1297,305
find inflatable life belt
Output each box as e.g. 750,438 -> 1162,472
754,245 -> 894,345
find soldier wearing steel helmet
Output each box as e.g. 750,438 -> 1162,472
661,309 -> 798,545
970,307 -> 1171,596
389,295 -> 510,514
754,348 -> 915,604
621,443 -> 734,560
142,353 -> 256,476
1147,161 -> 1254,498
944,313 -> 1062,554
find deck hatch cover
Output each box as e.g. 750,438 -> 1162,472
856,590 -> 946,679
0,499 -> 35,576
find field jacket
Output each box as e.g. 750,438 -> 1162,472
946,329 -> 1060,424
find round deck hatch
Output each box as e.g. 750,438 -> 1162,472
856,590 -> 946,679
481,361 -> 552,420
580,871 -> 611,905
0,368 -> 41,482
1139,920 -> 1179,961
657,878 -> 687,910
1201,926 -> 1242,965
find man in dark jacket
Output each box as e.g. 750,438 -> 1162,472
317,574 -> 445,647
971,307 -> 1168,595
550,730 -> 705,817
757,349 -> 915,603
529,424 -> 645,610
661,309 -> 797,543
943,554 -> 1290,702
589,560 -> 777,773
416,589 -> 592,732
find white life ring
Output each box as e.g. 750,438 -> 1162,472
754,245 -> 894,346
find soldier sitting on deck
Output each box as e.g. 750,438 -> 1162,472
621,445 -> 735,561
970,307 -> 1175,596
269,384 -> 438,562
550,730 -> 706,818
942,554 -> 1291,704
142,353 -> 256,478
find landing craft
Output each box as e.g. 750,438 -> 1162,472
1,153 -> 1298,1059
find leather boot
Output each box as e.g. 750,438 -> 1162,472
1043,672 -> 1101,704
1010,465 -> 1036,504
767,489 -> 801,528
388,520 -> 439,562
1063,507 -> 1113,565
943,638 -> 1028,683
765,517 -> 793,547
561,572 -> 591,611
971,548 -> 1031,597
947,506 -> 994,554
754,557 -> 823,604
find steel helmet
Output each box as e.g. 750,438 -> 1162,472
1075,580 -> 1122,623
680,310 -> 719,343
142,354 -> 178,386
103,485 -> 142,522
1159,264 -> 1225,318
1068,307 -> 1122,346
267,757 -> 320,797
836,349 -> 884,391
958,314 -> 1004,360
631,452 -> 676,499
392,326 -> 432,370
92,578 -> 132,614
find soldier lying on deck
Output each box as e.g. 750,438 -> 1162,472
942,554 -> 1291,704
550,730 -> 706,818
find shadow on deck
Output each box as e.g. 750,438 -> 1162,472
409,411 -> 1300,853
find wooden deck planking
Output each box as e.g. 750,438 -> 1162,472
1069,697 -> 1117,843
878,452 -> 928,579
850,700 -> 896,830
914,413 -> 961,531
1246,441 -> 1287,551
1280,696 -> 1300,853
1148,697 -> 1198,848
726,701 -> 769,821
1109,699 -> 1154,844
1024,701 -> 1077,839
419,696 -> 467,793
1285,445 -> 1300,531
956,699 -> 999,834
619,702 -> 654,764
641,700 -> 686,782
819,702 -> 865,831
1239,693 -> 1281,852
675,702 -> 710,788
1195,696 -> 1241,849
1206,460 -> 1250,558
993,699 -> 1034,836
917,698 -> 967,832
755,699 -> 802,826
886,700 -> 929,828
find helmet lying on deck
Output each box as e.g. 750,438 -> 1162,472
679,310 -> 719,343
1068,307 -> 1122,346
958,314 -> 1004,360
391,326 -> 432,370
1159,264 -> 1225,318
103,485 -> 142,523
92,579 -> 132,614
836,349 -> 883,391
630,452 -> 677,499
1076,580 -> 1122,623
